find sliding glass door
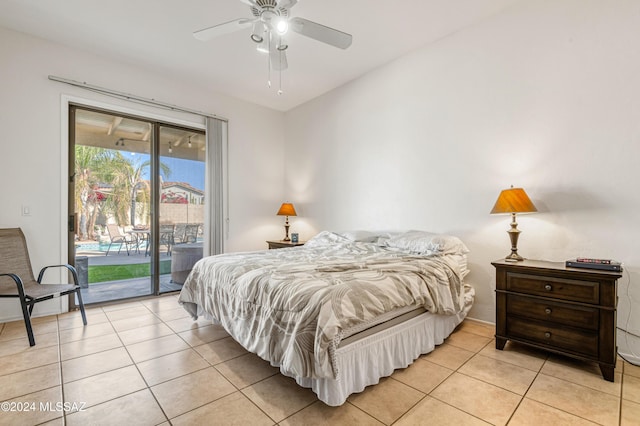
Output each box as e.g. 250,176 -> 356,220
69,105 -> 205,304
158,126 -> 206,289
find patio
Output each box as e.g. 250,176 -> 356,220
75,243 -> 182,305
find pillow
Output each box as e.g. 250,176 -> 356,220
384,230 -> 470,255
336,230 -> 380,243
304,231 -> 351,247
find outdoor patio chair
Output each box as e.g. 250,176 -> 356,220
173,223 -> 187,244
105,224 -> 135,256
159,224 -> 175,255
183,224 -> 200,244
0,228 -> 87,346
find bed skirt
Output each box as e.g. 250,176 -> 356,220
280,297 -> 472,406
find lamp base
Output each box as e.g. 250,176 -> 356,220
504,252 -> 524,262
283,220 -> 290,241
506,213 -> 525,261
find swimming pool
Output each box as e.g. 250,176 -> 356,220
76,241 -> 150,252
75,242 -> 110,252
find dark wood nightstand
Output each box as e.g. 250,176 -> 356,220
266,240 -> 306,249
492,259 -> 621,381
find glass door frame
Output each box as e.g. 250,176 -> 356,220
68,103 -> 205,304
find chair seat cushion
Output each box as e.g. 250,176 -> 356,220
0,280 -> 78,298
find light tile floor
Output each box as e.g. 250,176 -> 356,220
1,294 -> 639,425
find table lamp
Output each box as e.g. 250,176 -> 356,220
277,202 -> 297,241
490,186 -> 537,261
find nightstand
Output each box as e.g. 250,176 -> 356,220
266,240 -> 306,249
492,259 -> 622,381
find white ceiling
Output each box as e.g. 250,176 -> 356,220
0,0 -> 521,111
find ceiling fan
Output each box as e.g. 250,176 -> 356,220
193,0 -> 353,94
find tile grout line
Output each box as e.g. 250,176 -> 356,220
521,357 -> 622,425
76,299 -> 194,422
106,304 -> 173,425
199,337 -> 290,424
10,305 -> 632,425
157,310 -> 239,423
618,369 -> 624,426
472,340 -> 622,424
102,299 -> 175,421
58,307 -> 162,423
56,314 -> 68,425
347,326 -> 495,425
59,304 -> 167,423
502,350 -> 548,425
386,378 -> 429,426
125,297 -> 276,424
426,337 -> 512,425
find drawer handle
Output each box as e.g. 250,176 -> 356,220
545,308 -> 552,315
544,332 -> 552,339
544,284 -> 552,291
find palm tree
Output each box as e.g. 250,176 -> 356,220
74,146 -> 122,240
75,147 -> 172,238
105,155 -> 171,227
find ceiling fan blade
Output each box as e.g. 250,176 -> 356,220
270,47 -> 288,71
276,0 -> 298,9
193,18 -> 253,41
289,17 -> 352,49
239,0 -> 258,6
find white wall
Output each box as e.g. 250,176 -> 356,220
3,0 -> 639,362
284,0 -> 640,357
0,27 -> 285,320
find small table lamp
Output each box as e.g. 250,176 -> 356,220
490,186 -> 537,261
277,202 -> 297,241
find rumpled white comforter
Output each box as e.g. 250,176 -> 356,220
178,240 -> 466,379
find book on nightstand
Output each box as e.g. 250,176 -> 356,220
565,258 -> 623,272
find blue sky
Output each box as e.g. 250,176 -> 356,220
161,157 -> 205,190
132,153 -> 205,191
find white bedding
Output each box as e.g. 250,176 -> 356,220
294,285 -> 474,406
178,230 -> 474,404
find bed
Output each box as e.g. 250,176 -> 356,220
178,230 -> 474,406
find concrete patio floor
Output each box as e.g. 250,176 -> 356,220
75,243 -> 182,305
78,275 -> 182,305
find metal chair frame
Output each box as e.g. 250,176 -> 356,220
0,228 -> 87,346
105,224 -> 135,256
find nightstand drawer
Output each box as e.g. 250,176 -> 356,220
507,317 -> 598,357
507,273 -> 599,304
506,294 -> 599,331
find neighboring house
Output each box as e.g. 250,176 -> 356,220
161,182 -> 204,205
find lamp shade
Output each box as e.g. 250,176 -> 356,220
490,188 -> 537,214
277,202 -> 297,216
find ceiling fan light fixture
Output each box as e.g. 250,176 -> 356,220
275,19 -> 288,35
250,21 -> 265,43
193,0 -> 353,97
276,39 -> 288,51
256,34 -> 270,53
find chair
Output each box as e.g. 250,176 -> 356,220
159,224 -> 175,256
183,224 -> 200,244
173,223 -> 187,244
105,224 -> 135,256
0,228 -> 87,346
